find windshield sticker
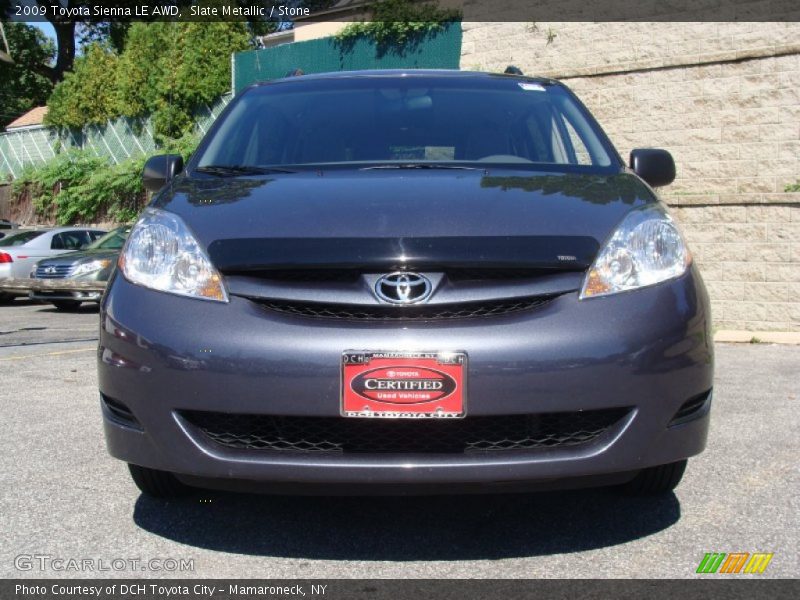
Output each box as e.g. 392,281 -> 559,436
518,82 -> 546,92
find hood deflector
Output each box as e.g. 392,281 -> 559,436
209,236 -> 598,273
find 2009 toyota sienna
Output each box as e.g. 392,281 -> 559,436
99,70 -> 713,498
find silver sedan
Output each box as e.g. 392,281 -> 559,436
0,227 -> 106,301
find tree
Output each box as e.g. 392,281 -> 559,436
115,22 -> 169,117
1,0 -> 330,84
45,43 -> 120,128
78,22 -> 131,53
152,21 -> 251,139
0,22 -> 55,128
45,21 -> 251,139
1,2 -> 138,83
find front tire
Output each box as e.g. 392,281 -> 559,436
128,464 -> 188,498
619,460 -> 687,496
0,293 -> 15,305
52,300 -> 82,311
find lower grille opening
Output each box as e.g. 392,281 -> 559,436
670,390 -> 712,425
102,394 -> 141,429
255,296 -> 555,321
181,408 -> 630,454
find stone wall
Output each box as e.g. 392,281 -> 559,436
461,21 -> 800,331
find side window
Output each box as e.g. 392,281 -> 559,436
89,230 -> 105,242
75,231 -> 92,248
51,232 -> 87,250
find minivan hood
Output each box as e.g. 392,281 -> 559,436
154,170 -> 655,271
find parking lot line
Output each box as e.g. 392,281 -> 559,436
0,346 -> 95,361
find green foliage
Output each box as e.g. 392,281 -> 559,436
785,181 -> 800,192
12,149 -> 106,220
0,22 -> 55,129
57,156 -> 147,224
10,134 -> 199,224
335,0 -> 461,48
45,21 -> 251,140
77,22 -> 131,54
115,22 -> 170,118
152,21 -> 251,140
157,130 -> 201,160
46,44 -> 121,128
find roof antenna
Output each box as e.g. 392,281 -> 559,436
504,65 -> 523,75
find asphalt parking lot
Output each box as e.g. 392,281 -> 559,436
0,300 -> 797,579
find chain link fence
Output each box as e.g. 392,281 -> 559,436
0,94 -> 231,180
233,24 -> 463,93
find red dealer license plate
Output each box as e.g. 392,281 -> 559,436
341,351 -> 467,418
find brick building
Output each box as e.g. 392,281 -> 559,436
461,22 -> 800,331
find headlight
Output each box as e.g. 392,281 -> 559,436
72,258 -> 112,277
580,204 -> 691,299
119,208 -> 228,302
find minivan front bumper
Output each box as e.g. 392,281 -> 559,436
98,265 -> 713,493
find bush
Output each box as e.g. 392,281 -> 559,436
46,22 -> 251,142
11,133 -> 199,225
786,181 -> 800,192
46,44 -> 122,128
12,150 -> 108,219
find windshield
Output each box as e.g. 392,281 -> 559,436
88,226 -> 131,250
194,75 -> 617,172
0,230 -> 46,247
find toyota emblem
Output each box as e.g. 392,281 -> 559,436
375,272 -> 433,305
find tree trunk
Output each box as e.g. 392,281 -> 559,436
49,20 -> 76,82
26,1 -> 77,83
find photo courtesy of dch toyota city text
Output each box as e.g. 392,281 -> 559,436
0,1 -> 797,598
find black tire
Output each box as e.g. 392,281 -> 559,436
619,460 -> 687,496
0,293 -> 15,305
52,300 -> 82,311
128,464 -> 188,498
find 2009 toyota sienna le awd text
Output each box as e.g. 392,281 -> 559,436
99,70 -> 713,498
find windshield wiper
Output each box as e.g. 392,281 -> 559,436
360,164 -> 481,171
194,165 -> 297,176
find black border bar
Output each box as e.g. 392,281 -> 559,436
5,579 -> 800,600
4,1 -> 800,23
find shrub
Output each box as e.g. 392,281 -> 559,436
10,133 -> 199,225
46,44 -> 122,128
46,22 -> 251,142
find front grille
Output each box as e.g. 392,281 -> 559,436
181,408 -> 629,454
256,297 -> 554,321
35,264 -> 74,279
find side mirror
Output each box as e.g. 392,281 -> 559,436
143,154 -> 184,193
629,148 -> 675,188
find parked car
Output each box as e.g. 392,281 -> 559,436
100,70 -> 712,499
30,225 -> 131,311
0,227 -> 107,303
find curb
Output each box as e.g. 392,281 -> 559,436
715,330 -> 800,345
